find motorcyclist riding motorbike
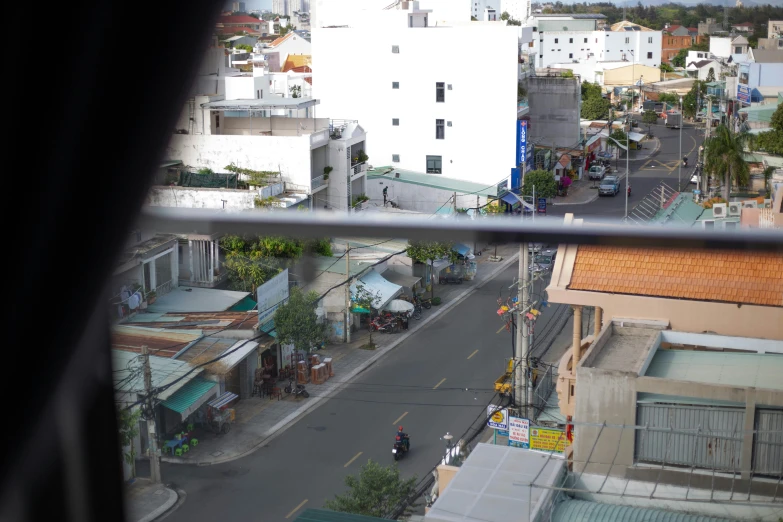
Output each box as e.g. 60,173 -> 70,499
396,426 -> 410,452
683,156 -> 688,167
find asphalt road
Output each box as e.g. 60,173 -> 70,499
547,120 -> 706,220
160,262 -> 565,522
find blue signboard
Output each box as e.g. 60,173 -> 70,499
516,120 -> 528,167
737,84 -> 751,104
510,168 -> 521,192
537,198 -> 547,214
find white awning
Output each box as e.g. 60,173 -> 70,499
628,131 -> 646,143
215,340 -> 259,374
380,270 -> 422,290
351,270 -> 403,310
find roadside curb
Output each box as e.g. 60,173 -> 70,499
551,190 -> 599,207
186,251 -> 521,467
136,487 -> 178,522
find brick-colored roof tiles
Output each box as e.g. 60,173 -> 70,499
568,246 -> 783,306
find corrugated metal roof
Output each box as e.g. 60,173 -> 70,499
552,500 -> 734,521
294,508 -> 389,522
161,376 -> 217,413
367,167 -> 500,197
112,349 -> 199,400
111,325 -> 202,357
645,350 -> 783,391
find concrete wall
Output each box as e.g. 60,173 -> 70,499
146,186 -> 278,210
662,35 -> 693,63
603,64 -> 661,87
166,134 -> 314,188
527,76 -> 580,149
313,21 -> 518,185
710,37 -> 732,59
220,115 -> 328,137
225,74 -> 270,100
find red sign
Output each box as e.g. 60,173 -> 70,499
586,138 -> 601,154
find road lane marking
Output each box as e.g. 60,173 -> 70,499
344,452 -> 363,468
286,499 -> 308,519
433,378 -> 446,389
467,349 -> 479,360
496,325 -> 506,334
392,412 -> 408,426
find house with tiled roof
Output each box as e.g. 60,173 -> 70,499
731,21 -> 755,34
262,31 -> 311,72
217,15 -> 263,31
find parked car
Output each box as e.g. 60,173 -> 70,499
588,165 -> 606,180
690,173 -> 699,184
598,175 -> 620,196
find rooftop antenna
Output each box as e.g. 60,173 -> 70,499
723,1 -> 729,32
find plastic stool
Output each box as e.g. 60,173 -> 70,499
190,438 -> 199,447
182,444 -> 189,453
175,448 -> 183,457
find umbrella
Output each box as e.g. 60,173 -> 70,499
383,299 -> 414,314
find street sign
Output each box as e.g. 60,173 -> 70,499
529,427 -> 568,453
737,84 -> 751,104
537,198 -> 547,214
508,417 -> 530,448
487,405 -> 509,430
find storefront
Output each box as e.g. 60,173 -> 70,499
583,134 -> 602,173
350,269 -> 403,310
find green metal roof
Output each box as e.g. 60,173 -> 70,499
161,376 -> 217,414
651,193 -> 704,226
259,318 -> 277,338
367,166 -> 500,197
552,500 -> 734,522
294,509 -> 390,522
763,155 -> 783,168
310,257 -> 372,277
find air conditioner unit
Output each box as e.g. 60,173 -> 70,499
727,202 -> 741,216
712,203 -> 727,218
743,200 -> 757,209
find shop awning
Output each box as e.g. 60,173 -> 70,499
208,391 -> 238,410
380,270 -> 422,290
217,340 -> 259,372
161,376 -> 218,420
453,243 -> 471,257
259,318 -> 277,338
628,131 -> 646,143
500,192 -> 521,205
350,270 -> 402,310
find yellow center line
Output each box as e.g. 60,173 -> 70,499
496,325 -> 507,334
286,499 -> 308,519
467,349 -> 479,360
433,378 -> 446,389
344,452 -> 363,468
392,412 -> 408,426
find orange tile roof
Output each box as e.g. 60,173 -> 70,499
282,54 -> 311,72
269,32 -> 293,47
568,245 -> 783,307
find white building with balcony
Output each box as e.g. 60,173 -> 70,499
312,1 -> 518,185
531,17 -> 661,85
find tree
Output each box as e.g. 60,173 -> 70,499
581,81 -> 603,101
682,81 -> 705,119
234,43 -> 253,52
406,241 -> 454,298
324,460 -> 417,518
581,95 -> 611,120
672,48 -> 688,68
705,67 -> 716,83
642,110 -> 658,135
561,69 -> 574,78
658,92 -> 679,109
704,125 -> 750,201
274,287 -> 328,353
117,406 -> 142,478
659,63 -> 674,73
352,283 -> 381,348
521,169 -> 557,199
751,129 -> 783,156
289,85 -> 301,98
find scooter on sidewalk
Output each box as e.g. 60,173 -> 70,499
284,379 -> 310,398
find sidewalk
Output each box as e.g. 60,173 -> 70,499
162,243 -> 521,467
125,478 -> 179,522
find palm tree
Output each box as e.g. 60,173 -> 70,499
703,125 -> 750,202
762,166 -> 775,195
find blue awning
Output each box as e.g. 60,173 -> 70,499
161,376 -> 218,420
453,243 -> 471,257
350,270 -> 402,310
501,192 -> 520,205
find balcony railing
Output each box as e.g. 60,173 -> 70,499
351,163 -> 367,176
310,128 -> 329,148
311,175 -> 328,190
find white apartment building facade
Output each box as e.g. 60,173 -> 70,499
313,1 -> 518,185
501,0 -> 530,23
273,0 -> 288,16
531,16 -> 661,84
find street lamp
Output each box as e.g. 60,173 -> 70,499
679,95 -> 683,190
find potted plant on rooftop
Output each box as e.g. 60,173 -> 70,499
146,290 -> 157,304
323,166 -> 332,180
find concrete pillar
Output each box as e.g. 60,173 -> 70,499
188,240 -> 194,282
594,306 -> 603,336
209,240 -> 215,283
572,305 -> 583,369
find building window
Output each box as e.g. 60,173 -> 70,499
426,155 -> 442,173
392,45 -> 399,53
392,154 -> 400,162
569,53 -> 573,58
436,119 -> 445,139
734,46 -> 742,53
436,82 -> 445,102
392,118 -> 399,126
539,54 -> 543,59
392,81 -> 399,89
625,37 -> 629,43
584,38 -> 588,43
554,38 -> 558,43
569,38 -> 573,43
647,52 -> 653,59
648,37 -> 653,43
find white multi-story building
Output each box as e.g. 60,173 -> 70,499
501,0 -> 529,23
273,0 -> 288,16
313,1 -> 518,184
530,16 -> 662,84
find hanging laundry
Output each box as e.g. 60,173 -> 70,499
128,291 -> 141,310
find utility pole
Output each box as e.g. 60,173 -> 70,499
515,242 -> 529,421
679,95 -> 683,191
345,244 -> 351,343
625,115 -> 630,220
453,192 -> 458,215
473,195 -> 479,255
141,345 -> 161,483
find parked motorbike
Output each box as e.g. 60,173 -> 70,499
415,296 -> 432,310
412,303 -> 423,320
393,435 -> 410,461
284,379 -> 310,398
369,316 -> 399,334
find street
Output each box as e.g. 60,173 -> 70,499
548,120 -> 705,220
159,263 -> 566,522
